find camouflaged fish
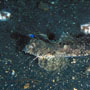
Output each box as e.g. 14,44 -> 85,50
23,32 -> 90,71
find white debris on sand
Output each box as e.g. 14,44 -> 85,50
0,10 -> 11,21
80,23 -> 90,35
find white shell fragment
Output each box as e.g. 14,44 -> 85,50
0,11 -> 11,21
80,23 -> 90,35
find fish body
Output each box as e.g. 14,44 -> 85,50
24,33 -> 90,71
24,38 -> 90,58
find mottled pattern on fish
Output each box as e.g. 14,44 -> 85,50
24,33 -> 90,71
24,38 -> 90,58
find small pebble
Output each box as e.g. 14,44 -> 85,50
24,83 -> 30,89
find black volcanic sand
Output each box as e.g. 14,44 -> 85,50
0,0 -> 90,90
